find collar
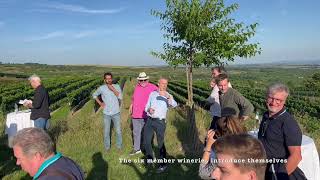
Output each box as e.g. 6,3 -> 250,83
265,107 -> 286,120
33,152 -> 62,180
35,85 -> 42,90
219,89 -> 229,96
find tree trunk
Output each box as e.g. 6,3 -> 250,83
186,46 -> 194,107
186,63 -> 194,106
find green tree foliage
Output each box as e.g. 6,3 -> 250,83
305,72 -> 320,92
152,0 -> 261,106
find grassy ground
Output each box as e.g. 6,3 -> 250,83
1,76 -> 318,179
1,79 -> 212,180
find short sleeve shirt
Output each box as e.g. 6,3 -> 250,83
258,107 -> 302,159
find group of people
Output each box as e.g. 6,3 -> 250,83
11,67 -> 306,179
199,67 -> 306,180
92,72 -> 177,173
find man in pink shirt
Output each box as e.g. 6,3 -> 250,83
129,72 -> 158,155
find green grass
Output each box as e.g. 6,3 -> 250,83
1,64 -> 319,179
1,80 -> 211,180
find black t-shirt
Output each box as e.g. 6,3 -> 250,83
258,107 -> 302,159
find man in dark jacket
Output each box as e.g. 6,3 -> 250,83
23,75 -> 50,129
12,127 -> 85,180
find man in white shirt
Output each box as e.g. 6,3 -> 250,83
144,78 -> 177,173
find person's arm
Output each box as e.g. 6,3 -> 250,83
199,130 -> 216,179
107,84 -> 120,97
164,92 -> 177,108
283,116 -> 303,175
115,84 -> 122,100
202,130 -> 216,163
129,104 -> 133,115
235,91 -> 254,120
206,90 -> 215,104
145,93 -> 154,114
286,146 -> 302,174
30,88 -> 45,109
92,87 -> 105,108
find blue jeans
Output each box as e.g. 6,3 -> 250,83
32,118 -> 48,130
103,113 -> 122,149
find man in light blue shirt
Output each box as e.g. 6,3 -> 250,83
92,72 -> 122,151
144,78 -> 177,173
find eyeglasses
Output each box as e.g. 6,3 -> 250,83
267,96 -> 285,104
261,120 -> 269,137
139,79 -> 147,82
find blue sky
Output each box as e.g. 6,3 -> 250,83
0,0 -> 319,66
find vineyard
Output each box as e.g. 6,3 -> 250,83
0,64 -> 319,179
0,76 -> 127,115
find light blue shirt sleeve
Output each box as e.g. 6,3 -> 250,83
168,93 -> 177,108
92,86 -> 102,99
145,92 -> 154,113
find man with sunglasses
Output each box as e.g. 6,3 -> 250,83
258,83 -> 306,179
129,72 -> 158,155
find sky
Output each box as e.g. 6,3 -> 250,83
0,0 -> 319,66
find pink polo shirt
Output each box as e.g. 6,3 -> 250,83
132,82 -> 158,119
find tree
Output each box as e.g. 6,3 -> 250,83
151,0 -> 261,106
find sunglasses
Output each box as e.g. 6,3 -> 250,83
139,79 -> 148,82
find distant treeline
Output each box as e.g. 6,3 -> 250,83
0,72 -> 28,79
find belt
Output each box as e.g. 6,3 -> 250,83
149,117 -> 165,121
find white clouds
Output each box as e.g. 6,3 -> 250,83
73,30 -> 98,39
41,2 -> 125,14
24,29 -> 108,42
25,31 -> 66,42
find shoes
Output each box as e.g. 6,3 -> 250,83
129,150 -> 142,156
156,165 -> 168,173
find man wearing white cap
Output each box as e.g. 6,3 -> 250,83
129,72 -> 158,155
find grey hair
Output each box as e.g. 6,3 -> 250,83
158,77 -> 168,83
12,128 -> 54,158
28,74 -> 41,83
267,83 -> 290,97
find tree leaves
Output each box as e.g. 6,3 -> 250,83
151,0 -> 261,66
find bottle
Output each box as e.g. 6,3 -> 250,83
15,103 -> 18,113
254,111 -> 260,131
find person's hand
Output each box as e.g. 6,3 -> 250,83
107,84 -> 115,91
160,91 -> 171,99
205,129 -> 217,148
23,100 -> 32,108
165,92 -> 172,99
129,104 -> 133,115
240,116 -> 249,122
148,108 -> 155,114
100,102 -> 106,108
